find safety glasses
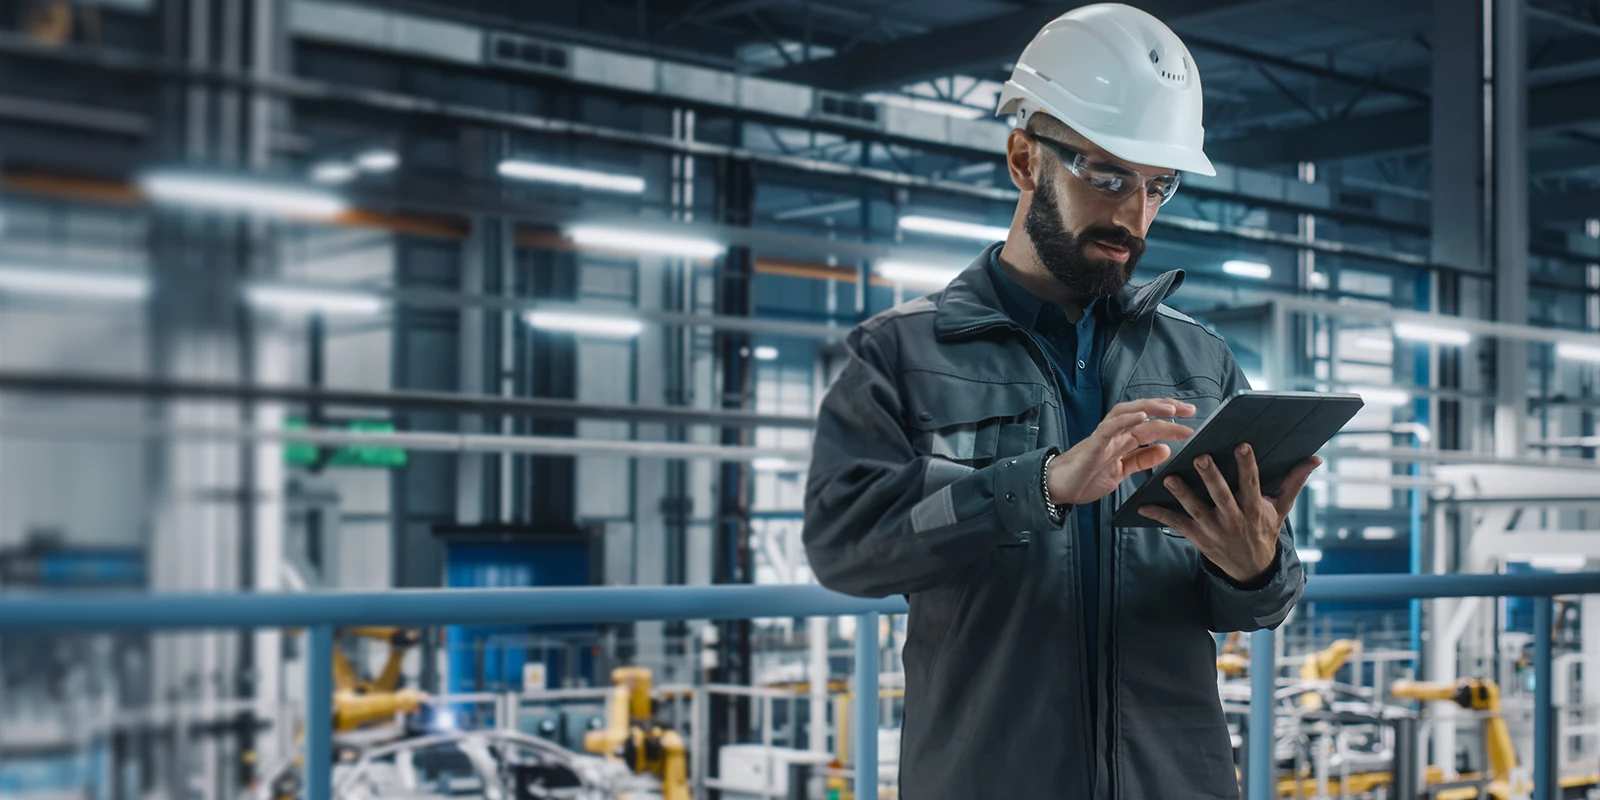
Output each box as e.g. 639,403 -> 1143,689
1027,133 -> 1182,208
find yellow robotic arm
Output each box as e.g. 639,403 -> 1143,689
1298,639 -> 1361,710
583,667 -> 689,800
1391,678 -> 1516,787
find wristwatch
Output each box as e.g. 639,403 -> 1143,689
1041,450 -> 1067,525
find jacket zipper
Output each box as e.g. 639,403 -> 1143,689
1094,275 -> 1174,800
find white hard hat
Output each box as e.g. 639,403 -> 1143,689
996,3 -> 1216,177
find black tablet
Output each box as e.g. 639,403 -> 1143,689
1110,390 -> 1365,528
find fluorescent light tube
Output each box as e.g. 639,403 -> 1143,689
1526,554 -> 1587,570
1222,260 -> 1272,280
876,260 -> 961,288
1555,341 -> 1600,363
0,265 -> 149,301
1297,547 -> 1323,564
525,309 -> 645,339
565,225 -> 724,259
1350,386 -> 1411,407
1353,335 -> 1395,352
753,346 -> 779,361
245,284 -> 385,316
310,161 -> 356,185
1393,321 -> 1471,346
752,457 -> 804,472
898,215 -> 1008,242
356,150 -> 398,172
141,172 -> 346,218
1361,526 -> 1397,541
498,160 -> 646,194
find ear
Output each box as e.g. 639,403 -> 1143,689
1005,128 -> 1039,193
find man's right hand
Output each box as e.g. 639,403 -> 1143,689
1046,398 -> 1197,507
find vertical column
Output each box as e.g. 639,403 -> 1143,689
1533,597 -> 1554,800
305,626 -> 334,800
1583,595 -> 1600,759
809,617 -> 830,753
1248,628 -> 1276,800
1431,0 -> 1489,453
1490,0 -> 1530,458
455,216 -> 488,527
854,612 -> 879,800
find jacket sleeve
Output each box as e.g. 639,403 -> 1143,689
803,324 -> 1063,598
1200,358 -> 1306,633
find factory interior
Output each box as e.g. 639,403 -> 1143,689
0,0 -> 1599,798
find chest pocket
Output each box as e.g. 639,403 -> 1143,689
903,371 -> 1049,467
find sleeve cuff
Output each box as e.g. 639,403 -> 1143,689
1204,540 -> 1283,592
993,446 -> 1067,542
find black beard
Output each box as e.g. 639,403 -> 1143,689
1024,171 -> 1146,298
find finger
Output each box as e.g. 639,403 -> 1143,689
1108,398 -> 1197,420
1137,504 -> 1189,532
1193,453 -> 1241,521
1127,420 -> 1196,446
1104,421 -> 1193,460
1164,473 -> 1213,524
1097,408 -> 1155,441
1118,443 -> 1171,477
1236,443 -> 1263,518
1270,456 -> 1324,518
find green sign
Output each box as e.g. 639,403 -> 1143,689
284,418 -> 409,468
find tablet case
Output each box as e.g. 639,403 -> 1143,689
1110,391 -> 1364,528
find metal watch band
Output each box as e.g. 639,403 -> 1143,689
1042,450 -> 1066,525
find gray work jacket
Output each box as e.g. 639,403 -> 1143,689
803,243 -> 1304,800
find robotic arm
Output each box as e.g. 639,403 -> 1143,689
1391,678 -> 1516,786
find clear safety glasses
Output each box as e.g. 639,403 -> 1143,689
1028,133 -> 1182,208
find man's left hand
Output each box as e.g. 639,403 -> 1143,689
1139,444 -> 1322,585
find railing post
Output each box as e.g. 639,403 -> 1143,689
307,625 -> 334,800
1248,627 -> 1277,800
1534,596 -> 1554,800
854,611 -> 879,800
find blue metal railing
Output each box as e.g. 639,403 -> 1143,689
0,572 -> 1592,800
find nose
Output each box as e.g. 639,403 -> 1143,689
1111,192 -> 1156,238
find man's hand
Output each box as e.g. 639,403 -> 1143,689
1047,398 -> 1196,506
1139,444 -> 1322,584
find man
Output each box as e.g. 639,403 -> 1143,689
802,5 -> 1320,799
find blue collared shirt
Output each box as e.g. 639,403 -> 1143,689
986,250 -> 1110,695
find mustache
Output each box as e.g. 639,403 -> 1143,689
1081,225 -> 1145,253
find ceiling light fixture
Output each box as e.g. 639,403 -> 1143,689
897,215 -> 1009,242
565,225 -> 724,260
356,150 -> 399,172
1393,321 -> 1472,346
876,260 -> 962,288
310,161 -> 356,185
141,171 -> 346,218
245,283 -> 385,316
498,160 -> 646,194
0,265 -> 149,301
525,309 -> 645,339
1222,260 -> 1272,280
1555,341 -> 1600,363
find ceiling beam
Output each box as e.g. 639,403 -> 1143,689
758,0 -> 1260,93
1184,36 -> 1428,101
1207,74 -> 1600,166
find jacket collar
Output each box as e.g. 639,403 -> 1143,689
933,242 -> 1186,341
